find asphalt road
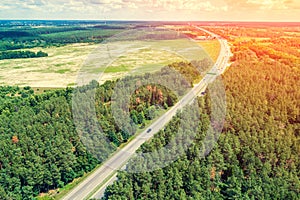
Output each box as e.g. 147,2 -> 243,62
62,26 -> 231,200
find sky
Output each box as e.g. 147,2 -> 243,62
0,0 -> 299,22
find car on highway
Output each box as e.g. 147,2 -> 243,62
147,128 -> 152,133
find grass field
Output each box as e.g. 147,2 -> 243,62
83,39 -> 217,84
0,39 -> 220,88
0,43 -> 98,87
197,39 -> 220,62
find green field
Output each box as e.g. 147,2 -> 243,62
83,39 -> 218,84
0,38 -> 220,87
197,39 -> 221,62
0,43 -> 98,87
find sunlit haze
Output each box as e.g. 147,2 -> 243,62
0,0 -> 299,21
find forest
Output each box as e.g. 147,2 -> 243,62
0,21 -> 129,51
0,59 -> 213,199
0,50 -> 48,60
0,21 -> 298,199
102,25 -> 300,199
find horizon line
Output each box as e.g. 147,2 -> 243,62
0,19 -> 299,23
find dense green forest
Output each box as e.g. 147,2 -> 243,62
0,50 -> 48,60
0,59 -> 213,199
0,22 -> 127,51
1,21 -> 298,199
167,59 -> 213,84
0,85 -> 99,199
102,26 -> 300,199
70,61 -> 203,162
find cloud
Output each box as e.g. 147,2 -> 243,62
0,5 -> 11,9
224,0 -> 300,10
0,0 -> 299,20
85,0 -> 123,5
127,2 -> 138,9
247,0 -> 288,10
119,0 -> 225,12
282,0 -> 300,9
1,0 -> 299,13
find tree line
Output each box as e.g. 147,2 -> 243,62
0,50 -> 48,60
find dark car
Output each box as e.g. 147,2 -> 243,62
147,128 -> 152,133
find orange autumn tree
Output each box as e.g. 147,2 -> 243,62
12,136 -> 19,144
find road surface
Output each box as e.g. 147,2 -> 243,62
62,26 -> 231,200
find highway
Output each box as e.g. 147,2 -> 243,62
62,26 -> 231,200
